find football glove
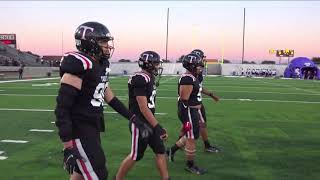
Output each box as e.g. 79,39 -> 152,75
63,147 -> 85,174
154,124 -> 168,140
129,114 -> 153,140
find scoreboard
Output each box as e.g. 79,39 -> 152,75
276,49 -> 294,57
0,34 -> 16,48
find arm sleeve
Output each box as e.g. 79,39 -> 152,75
54,83 -> 80,142
132,75 -> 148,96
108,97 -> 131,120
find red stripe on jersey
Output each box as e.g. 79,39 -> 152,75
182,73 -> 196,81
67,52 -> 92,70
135,72 -> 150,83
73,52 -> 93,69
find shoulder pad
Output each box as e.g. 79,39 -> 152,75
131,72 -> 151,87
60,52 -> 93,75
179,74 -> 195,85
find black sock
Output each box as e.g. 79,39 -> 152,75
204,140 -> 210,148
170,144 -> 180,155
187,160 -> 194,167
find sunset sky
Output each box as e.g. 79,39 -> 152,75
1,1 -> 320,63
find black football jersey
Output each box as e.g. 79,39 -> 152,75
178,73 -> 202,106
59,51 -> 110,133
128,72 -> 156,122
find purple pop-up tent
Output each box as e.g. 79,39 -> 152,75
284,57 -> 320,80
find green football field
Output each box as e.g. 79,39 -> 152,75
0,76 -> 319,180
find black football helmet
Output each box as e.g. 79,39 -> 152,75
191,49 -> 206,60
75,21 -> 114,61
182,53 -> 204,74
138,51 -> 163,76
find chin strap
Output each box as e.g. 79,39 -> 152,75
155,67 -> 163,87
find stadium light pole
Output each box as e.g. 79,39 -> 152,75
165,8 -> 169,61
61,31 -> 64,56
241,8 -> 246,64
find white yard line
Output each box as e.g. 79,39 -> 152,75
159,76 -> 177,84
220,98 -> 320,104
253,79 -> 319,94
0,140 -> 28,143
0,151 -> 4,155
0,156 -> 8,160
152,96 -> 320,104
104,111 -> 167,115
2,87 -> 320,97
51,121 -> 55,124
31,83 -> 58,87
0,108 -> 53,112
29,129 -> 54,132
0,77 -> 60,84
0,108 -> 167,115
238,99 -> 252,101
0,94 -> 56,97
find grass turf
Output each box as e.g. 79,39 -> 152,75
0,76 -> 319,180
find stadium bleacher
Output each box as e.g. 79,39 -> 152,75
0,42 -> 42,67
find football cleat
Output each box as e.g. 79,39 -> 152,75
184,165 -> 207,175
205,145 -> 221,153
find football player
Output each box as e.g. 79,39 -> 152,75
55,21 -> 133,180
167,53 -> 207,175
115,51 -> 170,180
190,49 -> 221,153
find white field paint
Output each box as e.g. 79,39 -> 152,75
0,108 -> 168,115
0,140 -> 28,143
0,151 -> 7,161
238,99 -> 252,101
0,156 -> 8,160
1,89 -> 320,96
29,129 -> 54,132
0,77 -> 59,84
32,83 -> 58,87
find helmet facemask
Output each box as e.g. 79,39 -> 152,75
143,61 -> 162,76
155,60 -> 163,87
94,37 -> 114,62
196,61 -> 204,75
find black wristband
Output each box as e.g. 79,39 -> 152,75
108,97 -> 130,120
154,123 -> 162,130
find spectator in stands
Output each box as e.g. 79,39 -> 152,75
4,59 -> 9,66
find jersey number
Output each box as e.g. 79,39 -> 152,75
148,90 -> 156,109
91,82 -> 107,107
197,86 -> 202,102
